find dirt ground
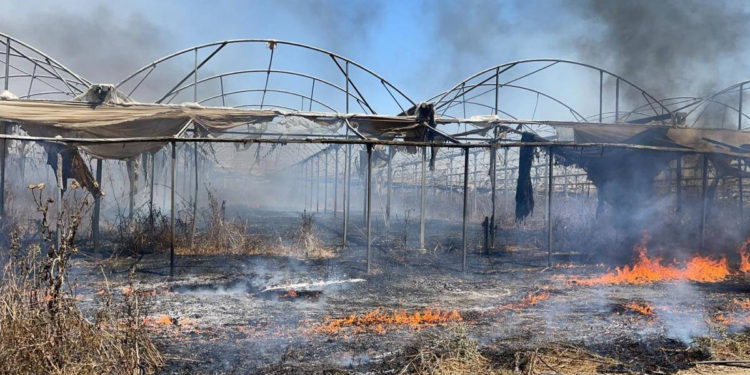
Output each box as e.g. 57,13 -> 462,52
68,211 -> 750,374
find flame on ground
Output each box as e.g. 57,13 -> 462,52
315,308 -> 462,334
625,302 -> 654,316
143,314 -> 175,326
573,238 -> 730,285
739,239 -> 750,273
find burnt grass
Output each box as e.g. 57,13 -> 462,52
69,211 -> 749,374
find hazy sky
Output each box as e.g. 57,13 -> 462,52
1,0 -> 748,114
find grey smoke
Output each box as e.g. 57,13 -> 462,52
278,0 -> 384,52
572,0 -> 750,99
0,4 -> 171,85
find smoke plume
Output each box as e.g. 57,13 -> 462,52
571,0 -> 750,99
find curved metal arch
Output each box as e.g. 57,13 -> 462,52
439,103 -> 519,121
588,97 -> 701,123
438,82 -> 588,122
116,39 -> 415,114
427,58 -> 675,125
681,80 -> 750,129
199,88 -> 338,113
0,31 -> 90,99
164,69 -> 369,110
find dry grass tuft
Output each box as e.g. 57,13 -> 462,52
177,191 -> 335,259
115,208 -> 174,256
398,324 -> 507,375
0,185 -> 163,375
695,330 -> 750,362
286,210 -> 336,259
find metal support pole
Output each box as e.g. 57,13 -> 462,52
334,147 -> 339,216
462,148 -> 469,273
615,78 -> 620,122
472,151 -> 477,217
546,147 -> 554,267
419,146 -> 427,250
739,85 -> 744,225
675,157 -> 682,213
92,159 -> 103,251
127,160 -> 135,224
0,121 -> 6,219
149,153 -> 155,216
740,159 -> 744,225
56,151 -> 63,251
366,144 -> 373,274
316,156 -> 320,212
324,151 -> 329,213
740,83 -> 744,130
386,146 -> 393,227
363,146 -> 368,227
599,70 -> 604,123
310,160 -> 315,211
170,141 -> 176,278
304,161 -> 308,210
1,38 -> 12,218
700,155 -> 708,252
189,141 -> 198,250
489,147 -> 497,251
343,135 -> 351,245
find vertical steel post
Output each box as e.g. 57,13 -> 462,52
149,153 -> 155,215
489,146 -> 497,250
363,146 -> 368,227
334,147 -> 339,216
740,83 -> 744,131
343,133 -> 350,245
343,62 -> 351,245
494,67 -> 499,116
739,85 -> 744,224
92,159 -> 103,251
546,147 -> 554,267
599,70 -> 604,122
615,78 -> 620,122
310,160 -> 315,211
316,155 -> 320,212
419,146 -> 427,250
0,37 -> 10,218
386,145 -> 393,227
740,159 -> 745,225
304,161 -> 308,210
675,157 -> 683,213
472,151 -> 477,217
700,155 -> 708,252
189,141 -> 198,250
324,151 -> 329,213
462,148 -> 469,273
366,144 -> 373,274
170,141 -> 176,278
56,151 -> 63,251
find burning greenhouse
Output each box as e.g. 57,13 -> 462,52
2,2 -> 750,374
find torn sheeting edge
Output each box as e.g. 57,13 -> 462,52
4,100 -> 750,158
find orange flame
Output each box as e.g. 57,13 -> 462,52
518,292 -> 550,307
573,238 -> 729,285
315,308 -> 462,335
143,314 -> 175,326
491,291 -> 551,314
625,302 -> 654,316
739,239 -> 750,273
